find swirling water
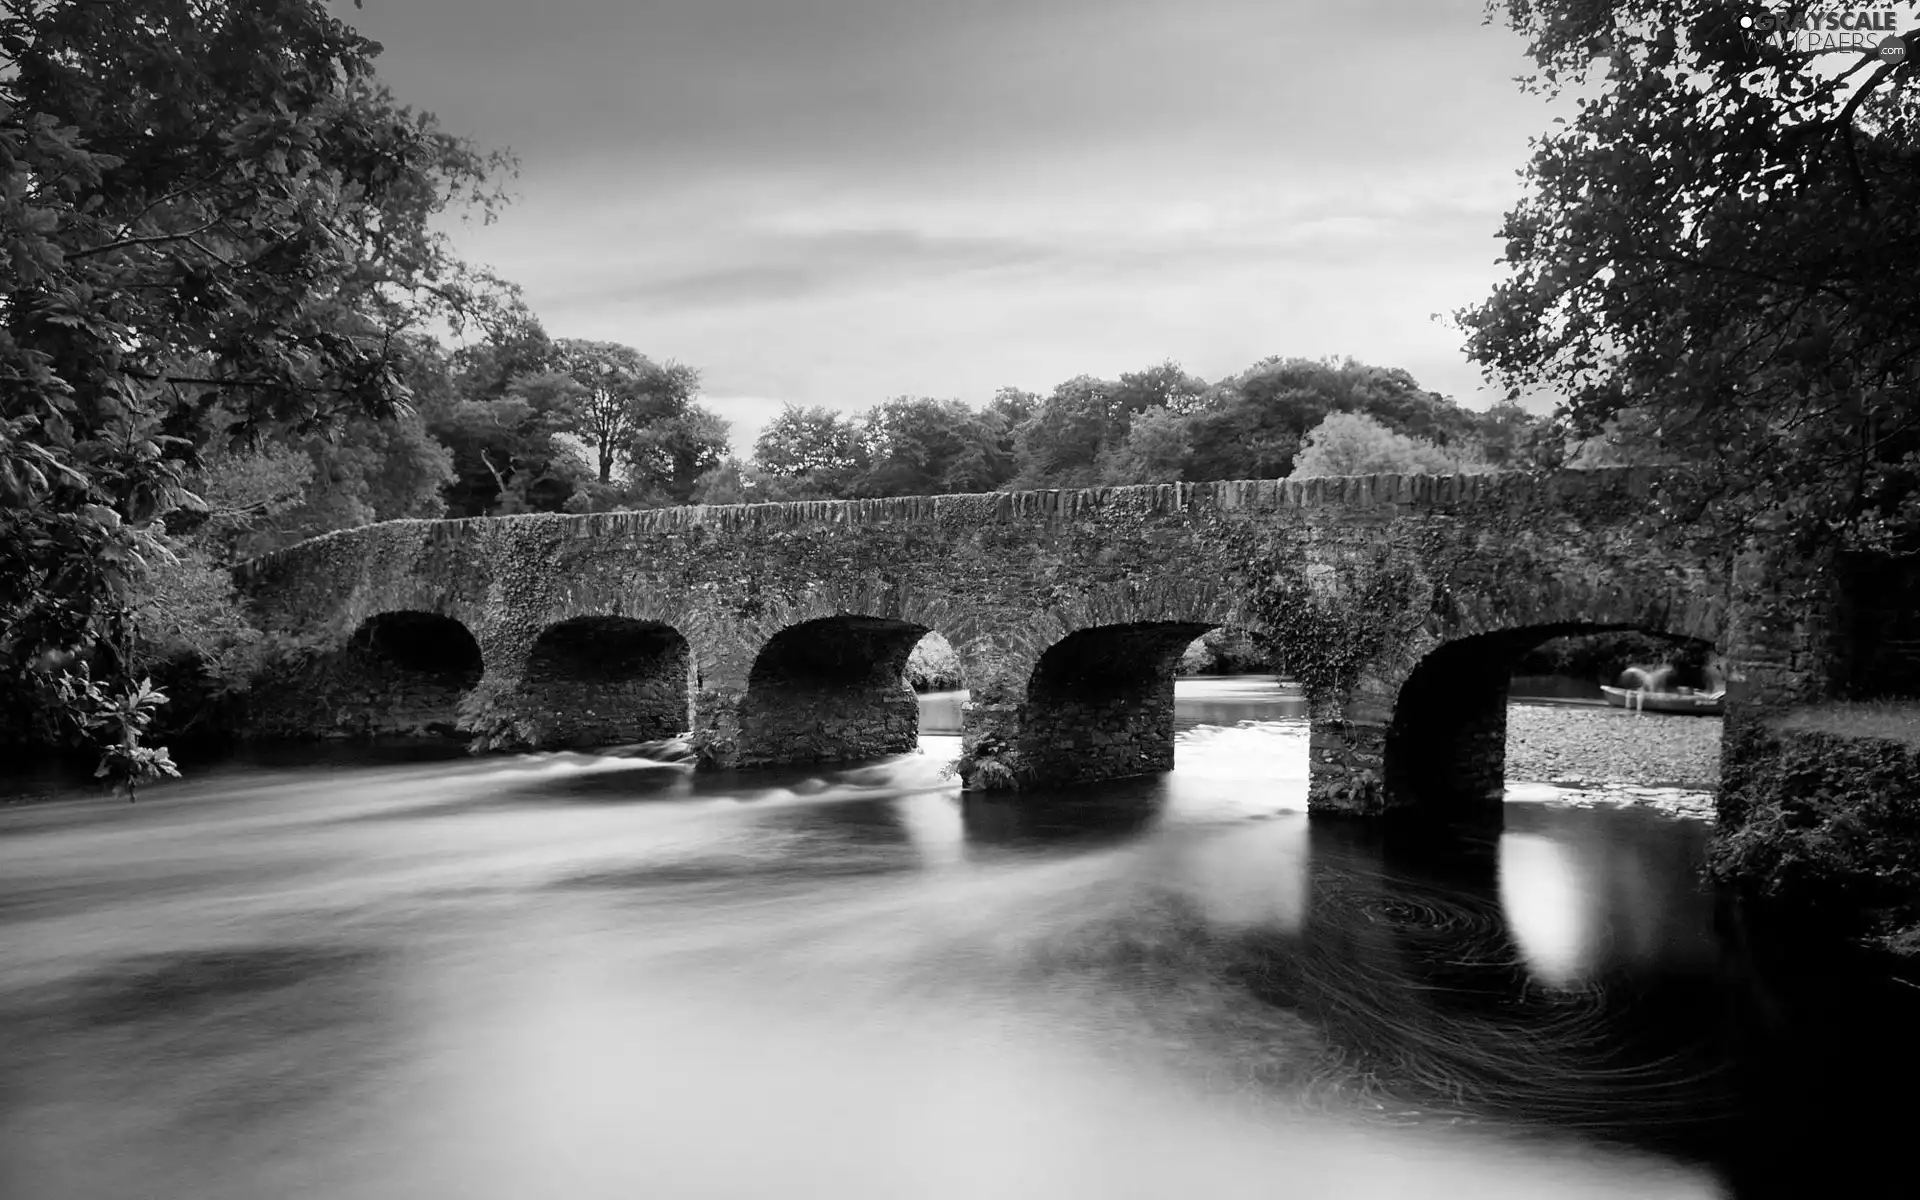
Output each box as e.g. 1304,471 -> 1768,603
1,678 -> 1914,1199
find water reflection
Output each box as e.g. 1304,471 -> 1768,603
3,678 -> 1912,1198
1150,812 -> 1312,935
1499,803 -> 1721,992
893,791 -> 967,870
1501,833 -> 1600,989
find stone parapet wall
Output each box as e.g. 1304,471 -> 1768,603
235,470 -> 1677,585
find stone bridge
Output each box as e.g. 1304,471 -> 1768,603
232,468 -> 1824,821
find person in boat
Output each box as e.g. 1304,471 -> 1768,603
1617,662 -> 1677,692
1617,656 -> 1727,699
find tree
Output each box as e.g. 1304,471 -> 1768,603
448,285 -> 561,401
1109,361 -> 1210,422
1011,375 -> 1116,487
168,336 -> 457,553
257,410 -> 453,552
1005,364 -> 1208,489
427,370 -> 589,516
1182,357 -> 1474,482
1287,412 -> 1465,479
0,0 -> 511,786
1460,1 -> 1920,553
751,404 -> 869,498
1099,406 -> 1191,484
689,457 -> 751,505
554,340 -> 690,484
1182,404 -> 1300,482
985,386 -> 1041,473
175,440 -> 315,562
1467,397 -> 1550,469
987,386 -> 1041,429
1564,408 -> 1679,469
430,314 -> 586,516
627,403 -> 730,505
855,396 -> 1011,496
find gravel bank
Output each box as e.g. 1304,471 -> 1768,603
1505,702 -> 1722,791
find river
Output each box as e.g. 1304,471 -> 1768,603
1,677 -> 1914,1199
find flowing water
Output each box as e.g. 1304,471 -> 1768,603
2,677 -> 1914,1199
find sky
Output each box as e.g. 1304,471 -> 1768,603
330,0 -> 1567,455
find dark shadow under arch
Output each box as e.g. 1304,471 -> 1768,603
737,616 -> 932,767
733,618 -> 936,768
1018,621 -> 1215,787
522,617 -> 692,748
342,611 -> 483,737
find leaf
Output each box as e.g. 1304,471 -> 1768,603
78,504 -> 122,532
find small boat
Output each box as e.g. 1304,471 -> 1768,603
1600,685 -> 1725,716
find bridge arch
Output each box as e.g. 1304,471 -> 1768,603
955,577 -> 1259,790
733,615 -> 935,767
349,609 -> 484,670
1012,621 -> 1219,787
515,616 -> 695,749
250,610 -> 483,740
1376,614 -> 1727,822
1301,559 -> 1729,819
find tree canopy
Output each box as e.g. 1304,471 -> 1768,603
1460,0 -> 1920,552
751,404 -> 872,498
0,0 -> 512,787
1288,412 -> 1469,479
625,402 -> 730,507
554,339 -> 702,487
724,356 -> 1526,504
858,396 -> 1010,496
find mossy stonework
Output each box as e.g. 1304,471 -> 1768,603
245,610 -> 484,741
233,468 -> 1795,818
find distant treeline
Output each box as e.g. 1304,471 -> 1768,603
695,358 -> 1548,507
1515,633 -> 1717,689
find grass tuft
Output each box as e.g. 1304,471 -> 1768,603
1767,700 -> 1920,749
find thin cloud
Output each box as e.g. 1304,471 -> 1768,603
605,229 -> 1061,308
342,0 -> 1558,413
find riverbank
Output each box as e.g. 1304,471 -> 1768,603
1711,701 -> 1920,961
1505,702 -> 1722,791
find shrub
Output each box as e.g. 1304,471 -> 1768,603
1176,628 -> 1270,676
905,633 -> 963,692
